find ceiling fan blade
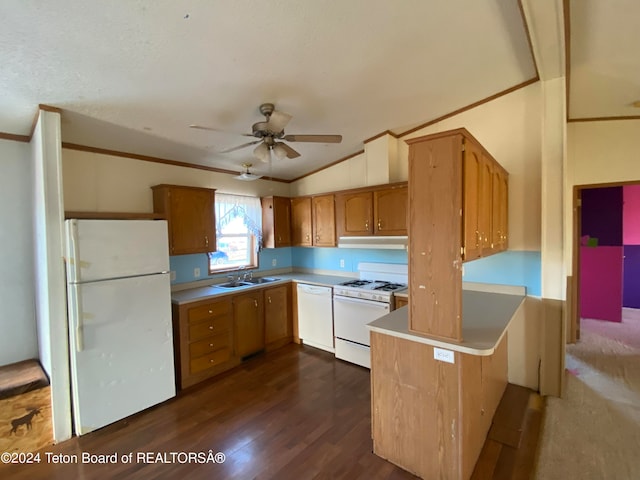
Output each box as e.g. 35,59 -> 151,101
219,140 -> 262,153
266,110 -> 292,133
189,124 -> 254,137
283,134 -> 342,143
280,143 -> 301,159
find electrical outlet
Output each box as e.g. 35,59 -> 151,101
170,270 -> 176,281
339,259 -> 345,268
194,267 -> 200,278
272,258 -> 277,267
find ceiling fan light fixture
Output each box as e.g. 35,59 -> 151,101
253,142 -> 270,163
272,143 -> 288,160
234,163 -> 262,181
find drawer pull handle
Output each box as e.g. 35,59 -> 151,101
208,309 -> 213,314
209,326 -> 214,330
210,359 -> 214,363
268,296 -> 272,304
209,343 -> 214,347
254,299 -> 258,307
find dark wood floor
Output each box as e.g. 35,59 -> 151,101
0,344 -> 543,480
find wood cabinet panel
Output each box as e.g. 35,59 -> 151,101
394,297 -> 408,309
408,134 -> 463,341
479,154 -> 493,252
264,284 -> 292,348
335,191 -> 373,237
233,291 -> 265,358
262,196 -> 292,248
152,185 -> 216,255
374,186 -> 408,236
291,197 -> 312,246
312,194 -> 336,247
173,297 -> 238,389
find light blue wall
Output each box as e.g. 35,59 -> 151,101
171,245 -> 541,296
462,250 -> 541,296
170,247 -> 293,284
291,247 -> 408,272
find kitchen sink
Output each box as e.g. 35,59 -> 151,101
215,281 -> 253,289
244,277 -> 280,284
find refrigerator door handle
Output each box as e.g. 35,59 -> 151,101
68,219 -> 82,283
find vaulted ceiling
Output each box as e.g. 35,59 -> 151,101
0,1 -> 637,181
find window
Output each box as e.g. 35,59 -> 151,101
209,193 -> 262,274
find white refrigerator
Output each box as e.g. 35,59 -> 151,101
64,219 -> 176,435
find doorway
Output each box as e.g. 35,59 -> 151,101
571,182 -> 640,340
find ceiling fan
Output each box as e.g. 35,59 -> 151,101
233,163 -> 262,181
190,103 -> 342,162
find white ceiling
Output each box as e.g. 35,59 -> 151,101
0,1 -> 636,181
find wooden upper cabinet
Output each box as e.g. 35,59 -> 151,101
335,191 -> 374,237
406,128 -> 509,341
463,142 -> 482,262
262,196 -> 291,248
291,197 -> 313,246
374,185 -> 408,236
312,194 -> 336,247
152,184 -> 216,255
335,183 -> 408,238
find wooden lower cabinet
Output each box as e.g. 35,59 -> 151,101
371,332 -> 507,480
264,284 -> 292,350
233,291 -> 265,358
172,297 -> 239,389
394,296 -> 408,309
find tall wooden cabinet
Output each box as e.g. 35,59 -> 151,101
152,184 -> 216,255
262,196 -> 291,248
335,183 -> 408,238
406,128 -> 508,340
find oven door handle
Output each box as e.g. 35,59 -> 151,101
333,295 -> 390,308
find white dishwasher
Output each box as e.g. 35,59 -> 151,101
296,284 -> 334,353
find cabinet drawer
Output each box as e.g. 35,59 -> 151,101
189,316 -> 230,342
190,348 -> 231,374
189,332 -> 230,358
188,301 -> 231,323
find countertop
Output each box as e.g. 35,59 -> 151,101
171,271 -> 357,305
368,289 -> 525,356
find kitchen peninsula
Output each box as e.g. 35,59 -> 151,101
367,128 -> 519,479
368,286 -> 525,480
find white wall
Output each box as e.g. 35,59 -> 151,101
0,139 -> 38,366
32,111 -> 72,442
565,120 -> 640,271
63,149 -> 292,211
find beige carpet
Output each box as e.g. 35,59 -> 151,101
534,309 -> 640,480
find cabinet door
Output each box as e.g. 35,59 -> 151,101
264,284 -> 292,345
462,142 -> 482,261
374,186 -> 408,236
291,197 -> 313,246
335,191 -> 373,237
498,169 -> 509,250
262,196 -> 292,248
233,291 -> 265,358
479,154 -> 493,252
312,194 -> 336,247
153,186 -> 216,255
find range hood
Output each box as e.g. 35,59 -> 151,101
337,236 -> 408,250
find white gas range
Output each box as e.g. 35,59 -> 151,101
333,263 -> 408,368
